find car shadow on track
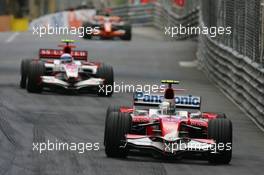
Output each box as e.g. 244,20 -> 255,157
103,152 -> 232,166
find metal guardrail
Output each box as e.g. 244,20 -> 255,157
200,0 -> 263,66
154,3 -> 199,40
108,2 -> 199,39
197,31 -> 264,129
197,0 -> 264,129
106,0 -> 264,129
109,3 -> 156,26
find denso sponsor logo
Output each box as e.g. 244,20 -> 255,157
134,92 -> 201,108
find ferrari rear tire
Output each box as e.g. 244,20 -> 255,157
27,62 -> 45,93
83,23 -> 93,39
121,25 -> 132,41
20,59 -> 32,88
105,112 -> 132,158
96,64 -> 114,97
208,118 -> 232,164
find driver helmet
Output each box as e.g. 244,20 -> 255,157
60,53 -> 73,63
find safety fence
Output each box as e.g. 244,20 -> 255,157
200,0 -> 263,66
29,9 -> 96,30
105,0 -> 264,129
197,33 -> 264,129
197,0 -> 264,129
108,1 -> 199,39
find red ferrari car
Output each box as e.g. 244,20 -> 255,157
83,15 -> 132,40
104,80 -> 232,164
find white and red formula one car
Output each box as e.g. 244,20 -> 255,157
104,80 -> 233,164
20,40 -> 113,96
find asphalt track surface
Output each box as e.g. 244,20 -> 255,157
0,28 -> 263,175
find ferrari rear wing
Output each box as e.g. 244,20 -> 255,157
39,49 -> 88,61
133,92 -> 201,109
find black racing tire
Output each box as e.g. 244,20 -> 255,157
20,59 -> 32,88
121,25 -> 132,41
208,118 -> 232,164
105,112 -> 132,158
104,105 -> 122,146
27,62 -> 45,93
83,22 -> 93,39
96,63 -> 114,97
106,105 -> 122,117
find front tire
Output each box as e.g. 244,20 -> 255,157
27,62 -> 45,93
20,59 -> 32,88
105,112 -> 132,158
104,105 -> 122,145
96,64 -> 114,97
208,118 -> 232,164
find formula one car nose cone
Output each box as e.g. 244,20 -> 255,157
64,64 -> 79,79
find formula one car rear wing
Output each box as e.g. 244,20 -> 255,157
133,92 -> 201,109
39,49 -> 88,61
39,40 -> 88,61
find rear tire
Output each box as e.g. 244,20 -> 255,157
20,59 -> 32,88
83,23 -> 93,39
27,62 -> 45,93
96,64 -> 114,97
208,118 -> 232,164
121,25 -> 132,41
105,112 -> 132,158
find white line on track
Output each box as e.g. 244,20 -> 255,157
5,32 -> 19,43
179,60 -> 198,68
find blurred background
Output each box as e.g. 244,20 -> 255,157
0,0 -> 156,31
0,0 -> 144,18
0,0 -> 263,66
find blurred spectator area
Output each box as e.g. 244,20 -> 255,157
0,0 -> 97,32
128,0 -> 156,5
0,0 -> 96,18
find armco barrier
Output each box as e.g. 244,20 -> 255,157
108,1 -> 264,129
153,3 -> 199,40
108,2 -> 199,39
107,3 -> 155,25
197,24 -> 264,129
29,9 -> 96,30
197,0 -> 264,129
